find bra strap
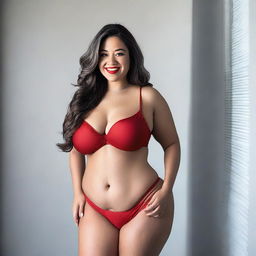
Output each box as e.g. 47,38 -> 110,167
139,86 -> 142,112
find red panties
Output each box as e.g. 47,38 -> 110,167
83,177 -> 161,229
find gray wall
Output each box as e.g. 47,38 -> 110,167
0,0 -> 191,255
188,1 -> 227,255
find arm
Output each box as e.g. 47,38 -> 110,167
148,87 -> 181,193
69,146 -> 86,196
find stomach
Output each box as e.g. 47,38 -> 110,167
81,145 -> 159,211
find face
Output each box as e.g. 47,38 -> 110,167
98,36 -> 130,83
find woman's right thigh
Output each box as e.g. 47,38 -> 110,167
78,202 -> 119,256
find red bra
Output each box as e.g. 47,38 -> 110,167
72,86 -> 152,155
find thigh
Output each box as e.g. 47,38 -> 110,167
78,201 -> 119,256
119,191 -> 174,256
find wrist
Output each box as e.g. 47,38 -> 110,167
161,182 -> 173,193
74,188 -> 83,196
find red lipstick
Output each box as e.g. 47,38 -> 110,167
105,67 -> 120,74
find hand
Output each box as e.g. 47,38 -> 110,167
72,191 -> 86,227
144,188 -> 170,218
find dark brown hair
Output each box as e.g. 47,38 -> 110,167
56,23 -> 153,152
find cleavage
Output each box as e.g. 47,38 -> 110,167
85,109 -> 139,135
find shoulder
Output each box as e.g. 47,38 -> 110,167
140,85 -> 167,108
141,85 -> 161,97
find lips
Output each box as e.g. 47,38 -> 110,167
105,67 -> 120,74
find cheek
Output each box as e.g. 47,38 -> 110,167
122,58 -> 130,69
127,56 -> 130,66
125,60 -> 130,71
98,63 -> 104,72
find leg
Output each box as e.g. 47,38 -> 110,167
78,201 -> 119,256
119,191 -> 174,256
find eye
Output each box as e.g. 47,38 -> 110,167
99,52 -> 125,57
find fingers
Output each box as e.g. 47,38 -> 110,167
73,204 -> 80,227
144,199 -> 157,213
144,204 -> 161,217
73,202 -> 85,227
79,203 -> 85,218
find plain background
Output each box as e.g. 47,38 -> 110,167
2,0 -> 254,256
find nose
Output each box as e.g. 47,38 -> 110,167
107,53 -> 118,64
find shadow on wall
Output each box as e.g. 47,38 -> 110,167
187,1 -> 229,256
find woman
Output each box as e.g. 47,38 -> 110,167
57,23 -> 181,256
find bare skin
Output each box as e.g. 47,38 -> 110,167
69,36 -> 180,255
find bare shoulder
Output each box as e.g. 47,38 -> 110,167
141,85 -> 179,150
141,85 -> 167,110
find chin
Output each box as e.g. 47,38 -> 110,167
107,77 -> 120,82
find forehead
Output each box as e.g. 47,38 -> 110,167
99,36 -> 128,51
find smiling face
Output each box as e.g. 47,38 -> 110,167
98,36 -> 130,83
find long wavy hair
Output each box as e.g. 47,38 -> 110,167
56,23 -> 153,152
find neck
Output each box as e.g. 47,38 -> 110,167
107,80 -> 130,92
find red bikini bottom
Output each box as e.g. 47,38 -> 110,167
83,176 -> 162,230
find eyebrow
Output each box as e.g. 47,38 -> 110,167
99,48 -> 126,52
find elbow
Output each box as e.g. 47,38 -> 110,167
163,139 -> 180,151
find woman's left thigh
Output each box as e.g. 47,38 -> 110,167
119,191 -> 174,256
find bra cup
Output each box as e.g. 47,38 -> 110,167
107,117 -> 148,151
72,123 -> 105,154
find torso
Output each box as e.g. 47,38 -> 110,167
80,84 -> 159,211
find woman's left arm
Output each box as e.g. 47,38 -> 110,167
149,87 -> 181,193
161,142 -> 181,193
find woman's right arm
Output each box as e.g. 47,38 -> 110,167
69,147 -> 86,226
69,147 -> 85,195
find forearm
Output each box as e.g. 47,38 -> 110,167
161,141 -> 181,193
69,150 -> 86,196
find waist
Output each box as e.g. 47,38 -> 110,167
84,161 -> 156,183
82,165 -> 159,211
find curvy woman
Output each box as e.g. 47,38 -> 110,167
57,23 -> 181,256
